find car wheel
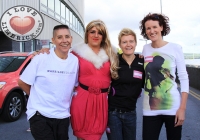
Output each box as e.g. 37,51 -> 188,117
2,92 -> 24,122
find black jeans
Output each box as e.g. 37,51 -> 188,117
29,112 -> 70,140
143,115 -> 182,140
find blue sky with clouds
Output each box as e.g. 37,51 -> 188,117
84,0 -> 200,53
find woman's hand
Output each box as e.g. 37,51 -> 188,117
138,54 -> 144,58
174,92 -> 188,127
32,48 -> 50,56
175,108 -> 185,127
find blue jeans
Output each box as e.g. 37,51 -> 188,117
106,109 -> 136,140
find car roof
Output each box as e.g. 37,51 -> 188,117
0,52 -> 29,56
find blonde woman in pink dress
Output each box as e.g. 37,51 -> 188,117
70,20 -> 119,140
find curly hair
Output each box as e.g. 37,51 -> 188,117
139,13 -> 170,39
85,20 -> 119,79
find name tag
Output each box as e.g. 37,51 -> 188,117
133,70 -> 142,79
145,56 -> 153,62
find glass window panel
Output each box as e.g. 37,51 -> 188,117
48,9 -> 54,17
61,18 -> 65,23
79,22 -> 81,34
41,5 -> 47,12
61,3 -> 65,18
76,18 -> 79,31
73,15 -> 76,30
77,21 -> 79,33
80,26 -> 83,36
81,26 -> 84,37
66,21 -> 69,26
69,11 -> 73,24
41,0 -> 47,6
66,7 -> 69,22
75,18 -> 78,32
55,1 -> 60,14
48,0 -> 54,10
69,11 -> 73,28
55,14 -> 60,20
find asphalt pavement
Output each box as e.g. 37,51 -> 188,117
0,86 -> 200,140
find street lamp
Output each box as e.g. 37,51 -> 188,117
139,39 -> 147,44
160,0 -> 162,14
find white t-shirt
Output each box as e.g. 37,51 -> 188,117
142,42 -> 189,116
20,48 -> 79,120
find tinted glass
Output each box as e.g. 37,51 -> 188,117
0,56 -> 27,72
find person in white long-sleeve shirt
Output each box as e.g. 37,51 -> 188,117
139,13 -> 189,140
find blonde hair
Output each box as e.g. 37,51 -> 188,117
118,28 -> 137,44
85,20 -> 119,79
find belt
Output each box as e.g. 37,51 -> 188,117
79,83 -> 109,94
109,108 -> 135,113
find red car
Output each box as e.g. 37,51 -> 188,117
0,52 -> 33,122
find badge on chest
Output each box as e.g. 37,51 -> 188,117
133,70 -> 142,79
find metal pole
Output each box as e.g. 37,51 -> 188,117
160,0 -> 162,14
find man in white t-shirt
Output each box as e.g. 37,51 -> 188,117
18,25 -> 79,140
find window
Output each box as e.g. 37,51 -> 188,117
73,15 -> 76,30
0,56 -> 27,72
48,0 -> 54,16
48,0 -> 54,10
66,7 -> 69,25
40,0 -> 84,37
55,0 -> 60,20
69,11 -> 73,28
41,0 -> 47,12
61,3 -> 65,23
41,0 -> 47,5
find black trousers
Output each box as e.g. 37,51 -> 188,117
143,115 -> 182,140
29,112 -> 70,140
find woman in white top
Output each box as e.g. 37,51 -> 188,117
139,13 -> 189,140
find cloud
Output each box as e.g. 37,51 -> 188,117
84,0 -> 200,53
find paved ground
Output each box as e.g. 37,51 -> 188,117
0,86 -> 200,140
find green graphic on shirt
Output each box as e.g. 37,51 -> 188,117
144,54 -> 173,110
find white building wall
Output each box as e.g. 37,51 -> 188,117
1,0 -> 39,11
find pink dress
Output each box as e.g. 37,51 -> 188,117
70,52 -> 111,140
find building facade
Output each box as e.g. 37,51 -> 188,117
0,0 -> 85,52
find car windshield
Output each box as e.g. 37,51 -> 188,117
0,56 -> 27,72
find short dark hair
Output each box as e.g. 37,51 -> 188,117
53,25 -> 70,36
139,13 -> 170,39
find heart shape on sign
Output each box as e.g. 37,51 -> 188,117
10,16 -> 35,35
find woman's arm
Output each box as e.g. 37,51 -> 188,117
175,92 -> 188,127
175,44 -> 189,127
32,48 -> 51,56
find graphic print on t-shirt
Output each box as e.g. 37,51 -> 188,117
144,53 -> 174,110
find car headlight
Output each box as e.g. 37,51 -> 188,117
0,82 -> 6,89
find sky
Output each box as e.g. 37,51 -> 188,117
84,0 -> 200,53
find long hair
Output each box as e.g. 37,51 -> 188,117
85,20 -> 119,79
